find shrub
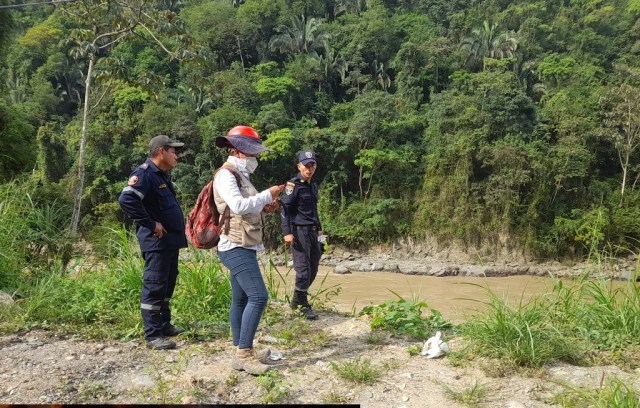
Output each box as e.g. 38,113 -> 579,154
359,292 -> 452,339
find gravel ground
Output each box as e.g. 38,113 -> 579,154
2,310 -> 639,407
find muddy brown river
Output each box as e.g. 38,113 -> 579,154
271,265 -> 630,323
317,268 -> 554,322
272,266 -> 555,323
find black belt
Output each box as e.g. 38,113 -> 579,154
294,224 -> 317,231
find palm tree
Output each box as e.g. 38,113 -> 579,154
316,43 -> 348,90
269,15 -> 330,58
460,20 -> 518,71
373,59 -> 391,91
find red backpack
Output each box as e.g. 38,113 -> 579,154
186,166 -> 241,249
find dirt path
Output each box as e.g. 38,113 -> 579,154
2,311 -> 637,407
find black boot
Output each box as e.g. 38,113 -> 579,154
291,290 -> 318,320
290,290 -> 304,310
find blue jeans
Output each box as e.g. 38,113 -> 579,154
218,247 -> 269,349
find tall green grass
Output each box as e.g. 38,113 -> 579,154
460,283 -> 579,367
261,248 -> 342,309
0,180 -> 72,291
554,376 -> 640,407
172,248 -> 231,336
1,226 -> 232,339
461,273 -> 640,367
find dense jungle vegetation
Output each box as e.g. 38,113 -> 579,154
3,0 -> 640,271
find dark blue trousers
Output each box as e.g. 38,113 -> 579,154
291,228 -> 322,292
141,249 -> 179,340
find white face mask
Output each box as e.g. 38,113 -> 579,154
236,157 -> 259,174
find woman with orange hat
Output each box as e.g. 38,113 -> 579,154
212,125 -> 284,375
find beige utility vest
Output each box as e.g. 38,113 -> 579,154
213,164 -> 265,247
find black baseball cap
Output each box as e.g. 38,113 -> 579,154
298,151 -> 317,165
149,135 -> 184,153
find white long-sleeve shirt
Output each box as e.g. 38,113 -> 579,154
213,156 -> 272,252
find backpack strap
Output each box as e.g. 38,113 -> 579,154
213,164 -> 242,236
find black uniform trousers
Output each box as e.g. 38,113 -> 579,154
291,226 -> 322,292
141,249 -> 179,340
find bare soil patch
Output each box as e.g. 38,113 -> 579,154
2,311 -> 638,407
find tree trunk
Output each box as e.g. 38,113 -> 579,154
620,153 -> 628,208
237,36 -> 244,71
70,52 -> 95,233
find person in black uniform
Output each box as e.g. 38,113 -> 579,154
118,135 -> 188,350
280,151 -> 323,320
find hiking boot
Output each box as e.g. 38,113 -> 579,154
231,348 -> 273,375
231,347 -> 271,370
290,290 -> 308,310
291,290 -> 318,320
300,305 -> 319,320
256,347 -> 272,363
163,325 -> 185,337
146,337 -> 176,350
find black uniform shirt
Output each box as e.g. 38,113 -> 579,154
280,172 -> 322,235
118,158 -> 187,251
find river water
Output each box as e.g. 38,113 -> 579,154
306,267 -> 555,323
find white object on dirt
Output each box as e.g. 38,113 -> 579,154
421,331 -> 449,359
269,351 -> 284,361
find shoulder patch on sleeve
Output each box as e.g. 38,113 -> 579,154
140,163 -> 148,169
285,184 -> 294,195
128,175 -> 140,186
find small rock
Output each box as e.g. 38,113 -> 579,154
572,369 -> 589,377
65,355 -> 75,361
334,265 -> 351,274
402,396 -> 409,402
0,291 -> 13,305
261,335 -> 286,344
131,375 -> 155,388
315,361 -> 329,369
359,391 -> 374,399
103,347 -> 120,354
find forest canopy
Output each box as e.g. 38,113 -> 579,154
3,0 -> 640,261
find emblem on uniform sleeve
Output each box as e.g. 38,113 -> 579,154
128,175 -> 139,186
285,182 -> 295,195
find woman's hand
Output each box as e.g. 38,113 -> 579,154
268,184 -> 285,200
263,200 -> 281,213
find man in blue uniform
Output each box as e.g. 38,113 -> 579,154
280,151 -> 323,320
118,135 -> 188,349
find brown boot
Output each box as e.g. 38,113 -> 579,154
257,347 -> 272,363
231,348 -> 273,375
